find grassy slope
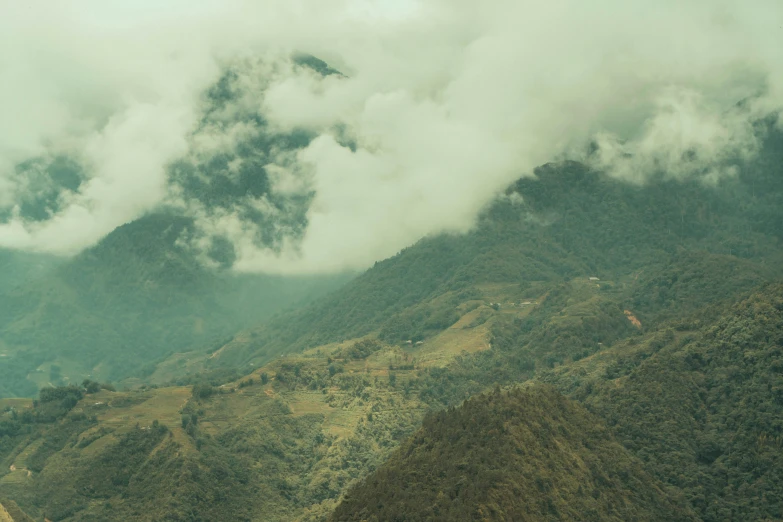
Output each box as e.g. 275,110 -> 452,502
0,498 -> 34,522
0,503 -> 11,522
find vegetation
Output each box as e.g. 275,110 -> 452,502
0,497 -> 34,522
0,213 -> 350,397
332,385 -> 696,521
211,129 -> 783,371
0,129 -> 782,520
540,283 -> 783,521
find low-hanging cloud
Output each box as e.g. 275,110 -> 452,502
1,0 -> 782,272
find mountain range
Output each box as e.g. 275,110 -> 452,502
0,123 -> 782,520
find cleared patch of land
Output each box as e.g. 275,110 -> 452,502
0,502 -> 13,522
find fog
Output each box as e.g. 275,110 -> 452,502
1,0 -> 781,272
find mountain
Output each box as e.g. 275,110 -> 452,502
331,385 -> 696,522
0,54 -> 356,399
3,271 -> 779,520
0,213 -> 351,398
0,128 -> 781,520
539,283 -> 783,521
205,124 -> 783,372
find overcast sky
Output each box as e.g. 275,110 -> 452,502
1,0 -> 782,273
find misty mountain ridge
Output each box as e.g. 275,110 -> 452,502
197,125 -> 783,375
1,117 -> 780,399
4,3 -> 783,520
0,211 -> 352,398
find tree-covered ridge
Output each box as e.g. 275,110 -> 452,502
327,282 -> 783,522
539,283 -> 783,521
331,385 -> 696,522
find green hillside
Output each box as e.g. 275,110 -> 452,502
0,213 -> 351,398
0,129 -> 781,520
1,269 -> 780,520
208,127 -> 783,371
540,283 -> 783,521
331,385 -> 696,522
0,268 -> 783,520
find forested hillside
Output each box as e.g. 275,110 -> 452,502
540,283 -> 783,521
331,385 -> 696,522
209,125 -> 783,370
0,213 -> 350,398
0,130 -> 780,520
327,282 -> 783,521
2,269 -> 781,520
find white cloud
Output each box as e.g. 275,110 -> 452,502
592,88 -> 761,184
1,0 -> 781,270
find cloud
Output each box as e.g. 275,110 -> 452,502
592,87 -> 761,184
1,0 -> 782,270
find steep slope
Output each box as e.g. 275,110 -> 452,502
331,385 -> 696,522
207,125 -> 783,371
0,213 -> 351,397
539,283 -> 783,521
0,503 -> 11,522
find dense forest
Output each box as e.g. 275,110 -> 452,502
328,283 -> 783,521
331,385 -> 697,521
540,283 -> 783,521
